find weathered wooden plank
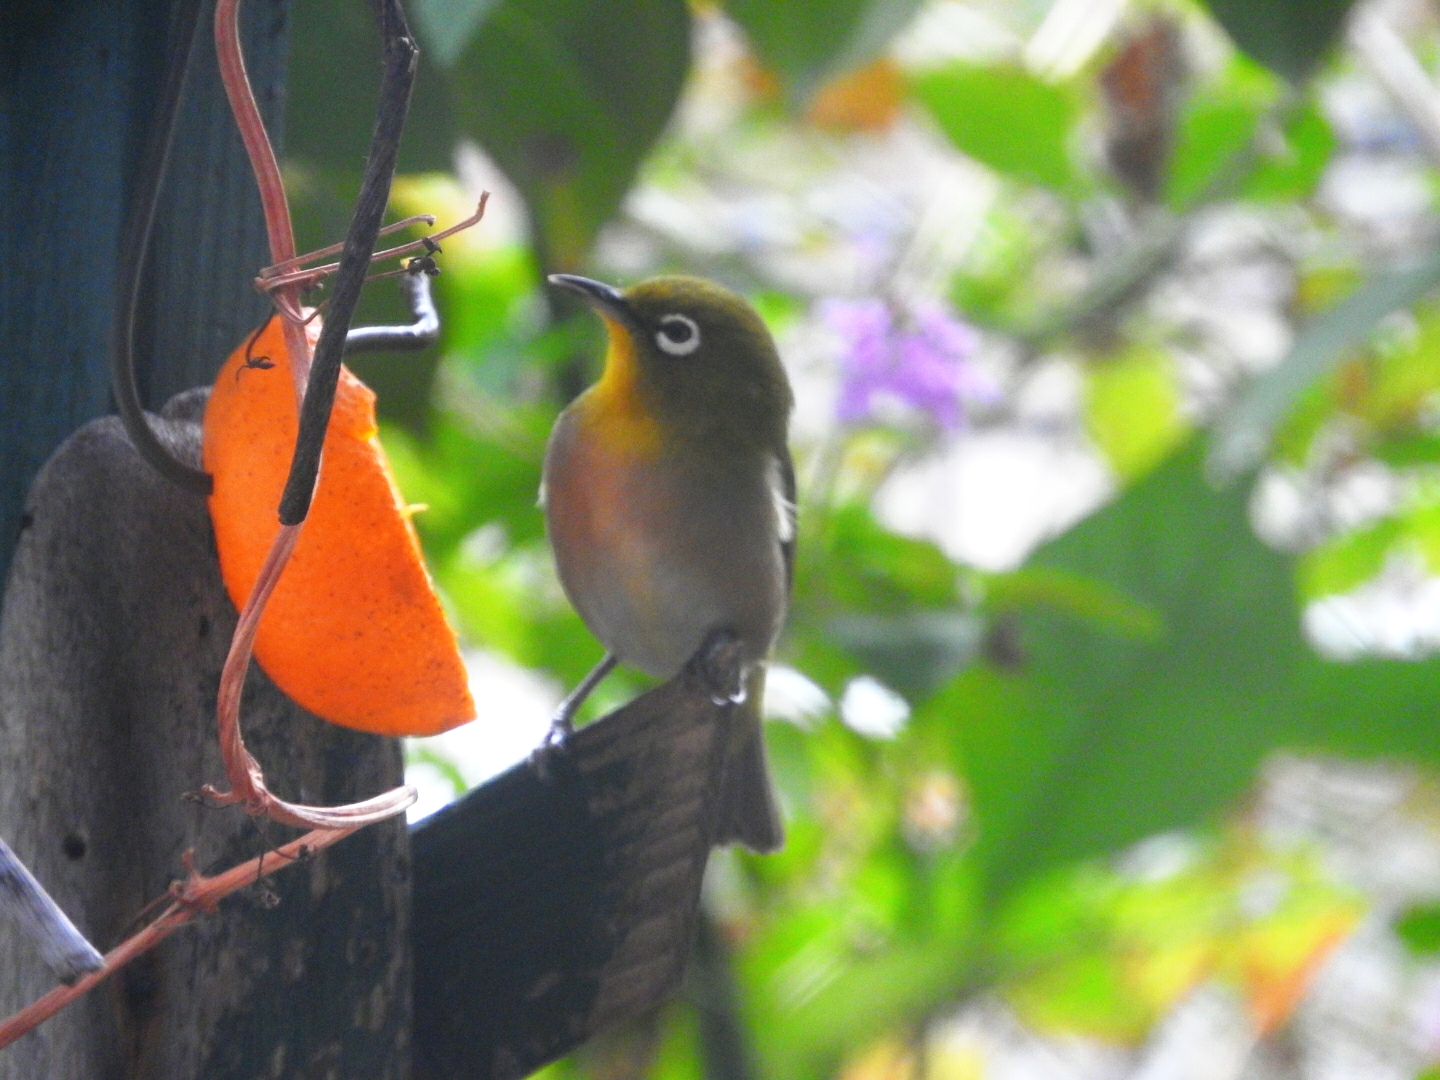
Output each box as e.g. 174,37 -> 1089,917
0,395 -> 409,1079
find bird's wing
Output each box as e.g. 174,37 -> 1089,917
770,450 -> 797,596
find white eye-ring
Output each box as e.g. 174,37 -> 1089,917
655,313 -> 701,356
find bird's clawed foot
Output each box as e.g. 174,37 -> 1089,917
529,729 -> 569,784
530,652 -> 619,782
693,629 -> 747,708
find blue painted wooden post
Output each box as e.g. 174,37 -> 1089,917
0,0 -> 283,591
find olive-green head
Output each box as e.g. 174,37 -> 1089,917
549,273 -> 793,450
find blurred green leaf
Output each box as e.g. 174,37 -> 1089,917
1297,518 -> 1402,601
1271,379 -> 1335,468
753,939 -> 972,1079
919,441 -> 1440,908
984,566 -> 1163,642
1241,101 -> 1336,202
1200,0 -> 1357,84
1395,902 -> 1440,956
949,203 -> 1048,330
828,612 -> 983,702
412,0 -> 501,68
386,409 -> 549,556
1361,302 -> 1440,429
647,1002 -> 703,1080
1085,346 -> 1189,482
1406,500 -> 1440,575
405,744 -> 469,797
1209,251 -> 1440,483
801,503 -> 960,616
1374,433 -> 1440,467
1164,55 -> 1276,212
789,501 -> 960,692
1295,494 -> 1440,601
287,0 -> 460,178
285,2 -> 467,426
912,64 -> 1081,192
1009,951 -> 1152,1042
445,0 -> 691,270
727,0 -> 923,105
998,840 -> 1360,1043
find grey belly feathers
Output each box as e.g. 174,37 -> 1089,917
542,405 -> 787,852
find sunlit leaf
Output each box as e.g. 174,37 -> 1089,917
1241,101 -> 1336,202
1233,904 -> 1357,1033
1164,54 -> 1276,211
1297,518 -> 1402,601
1008,952 -> 1153,1042
1360,303 -> 1440,430
807,58 -> 907,132
1085,346 -> 1189,482
1406,500 -> 1440,575
837,1037 -> 915,1080
912,63 -> 1081,192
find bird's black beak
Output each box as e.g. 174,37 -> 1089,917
547,274 -> 637,329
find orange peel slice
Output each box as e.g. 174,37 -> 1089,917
202,315 -> 475,736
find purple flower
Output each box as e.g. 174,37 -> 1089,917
821,298 -> 993,430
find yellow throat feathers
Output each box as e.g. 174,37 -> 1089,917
583,313 -> 663,457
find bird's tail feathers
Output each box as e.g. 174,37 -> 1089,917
712,667 -> 784,853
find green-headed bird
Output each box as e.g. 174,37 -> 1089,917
541,274 -> 794,853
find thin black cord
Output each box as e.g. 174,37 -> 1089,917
109,0 -> 213,495
342,269 -> 439,355
277,0 -> 418,526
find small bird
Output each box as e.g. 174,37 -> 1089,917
541,273 -> 795,853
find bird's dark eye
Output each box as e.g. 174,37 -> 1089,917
655,313 -> 701,356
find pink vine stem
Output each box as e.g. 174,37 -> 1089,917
214,0 -> 310,397
209,0 -> 417,829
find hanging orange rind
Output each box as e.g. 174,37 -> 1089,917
202,315 -> 475,737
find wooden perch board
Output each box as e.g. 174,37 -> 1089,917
412,660 -> 738,1080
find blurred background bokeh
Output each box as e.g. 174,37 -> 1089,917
286,0 -> 1440,1075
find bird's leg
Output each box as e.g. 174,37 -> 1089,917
531,653 -> 618,782
546,652 -> 619,745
